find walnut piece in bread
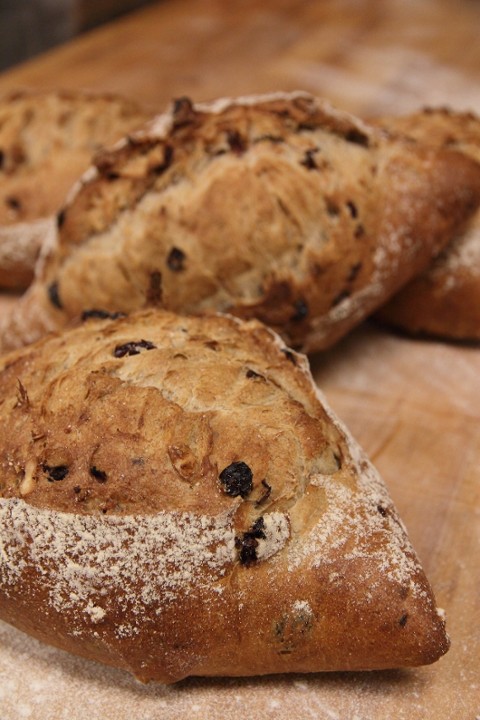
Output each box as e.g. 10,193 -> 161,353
373,107 -> 480,340
0,309 -> 448,682
0,89 -> 149,289
2,91 -> 480,354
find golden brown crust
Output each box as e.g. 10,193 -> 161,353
373,107 -> 480,340
2,91 -> 480,353
0,89 -> 149,289
0,309 -> 448,682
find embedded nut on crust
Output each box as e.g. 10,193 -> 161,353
0,309 -> 449,683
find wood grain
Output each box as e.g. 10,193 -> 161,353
1,0 -> 480,116
0,1 -> 479,718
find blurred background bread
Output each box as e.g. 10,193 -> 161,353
373,108 -> 480,341
0,88 -> 149,288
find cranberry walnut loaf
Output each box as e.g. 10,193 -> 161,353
0,309 -> 448,682
2,91 -> 480,354
0,89 -> 149,289
374,107 -> 480,340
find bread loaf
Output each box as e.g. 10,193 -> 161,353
373,107 -> 480,340
0,89 -> 149,289
2,91 -> 480,354
0,309 -> 448,682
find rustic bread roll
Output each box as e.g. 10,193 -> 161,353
0,89 -> 149,289
2,91 -> 480,354
374,107 -> 480,340
0,309 -> 448,683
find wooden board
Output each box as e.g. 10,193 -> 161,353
0,1 -> 479,717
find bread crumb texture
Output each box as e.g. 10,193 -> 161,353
0,310 -> 448,682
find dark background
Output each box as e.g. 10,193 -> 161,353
0,0 -> 155,71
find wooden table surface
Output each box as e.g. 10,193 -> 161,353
0,1 -> 479,718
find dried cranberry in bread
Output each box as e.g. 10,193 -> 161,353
2,91 -> 480,354
0,89 -> 149,289
373,107 -> 480,340
0,309 -> 448,682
